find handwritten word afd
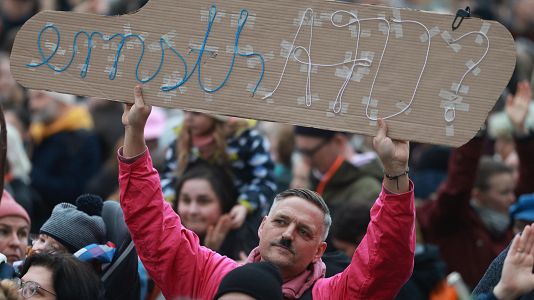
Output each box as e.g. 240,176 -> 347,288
27,5 -> 265,94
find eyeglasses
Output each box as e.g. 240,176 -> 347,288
297,137 -> 332,157
15,278 -> 56,298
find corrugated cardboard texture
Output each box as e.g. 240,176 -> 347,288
10,1 -> 515,147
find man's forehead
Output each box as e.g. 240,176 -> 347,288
271,197 -> 324,225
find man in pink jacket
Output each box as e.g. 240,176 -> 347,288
119,86 -> 416,300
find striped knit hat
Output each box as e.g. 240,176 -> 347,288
40,195 -> 106,253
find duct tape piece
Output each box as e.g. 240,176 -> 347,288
466,60 -> 481,76
201,10 -> 224,23
369,109 -> 378,126
280,40 -> 293,58
475,22 -> 490,44
300,64 -> 319,73
441,31 -> 461,52
362,96 -> 378,108
297,94 -> 320,106
231,13 -> 255,28
396,101 -> 412,114
451,82 -> 470,94
392,8 -> 403,38
446,125 -> 454,136
420,26 -> 440,42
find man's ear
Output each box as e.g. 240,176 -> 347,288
312,242 -> 327,263
258,216 -> 268,239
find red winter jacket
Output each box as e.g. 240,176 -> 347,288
118,149 -> 416,299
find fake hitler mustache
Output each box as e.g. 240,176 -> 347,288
271,238 -> 295,255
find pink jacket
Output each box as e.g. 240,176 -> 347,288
119,149 -> 416,300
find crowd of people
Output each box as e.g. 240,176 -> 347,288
0,0 -> 533,299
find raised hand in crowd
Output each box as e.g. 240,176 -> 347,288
204,214 -> 234,252
373,119 -> 410,193
122,86 -> 151,157
506,81 -> 532,135
493,225 -> 534,300
228,204 -> 247,230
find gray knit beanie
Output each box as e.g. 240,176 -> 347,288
40,195 -> 106,253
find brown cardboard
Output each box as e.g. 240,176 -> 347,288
10,1 -> 516,147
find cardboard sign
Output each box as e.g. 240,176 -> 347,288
10,1 -> 515,147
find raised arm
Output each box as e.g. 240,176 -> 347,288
119,86 -> 237,299
507,81 -> 534,197
313,119 -> 415,299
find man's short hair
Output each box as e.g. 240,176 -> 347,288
474,156 -> 513,192
268,189 -> 331,241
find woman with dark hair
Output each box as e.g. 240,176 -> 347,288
173,161 -> 258,259
161,112 -> 276,234
18,252 -> 103,300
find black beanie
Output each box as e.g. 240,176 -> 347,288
214,262 -> 283,300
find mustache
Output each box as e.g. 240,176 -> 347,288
271,238 -> 295,254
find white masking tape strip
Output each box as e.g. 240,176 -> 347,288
392,8 -> 403,38
357,67 -> 370,76
149,42 -> 162,52
297,94 -> 320,105
247,57 -> 261,68
378,22 -> 389,34
335,66 -> 350,79
247,83 -> 268,98
319,12 -> 331,21
439,89 -> 462,101
475,22 -> 490,44
333,13 -> 343,23
369,109 -> 378,126
230,13 -> 256,29
441,31 -> 462,52
280,40 -> 293,58
362,96 -> 378,108
452,82 -> 470,94
440,100 -> 469,112
466,60 -> 481,76
360,29 -> 371,38
45,42 -> 57,50
396,101 -> 412,114
341,103 -> 349,114
329,101 -> 349,114
360,51 -> 375,62
300,64 -> 319,73
420,26 -> 440,42
446,125 -> 454,136
293,10 -> 315,26
123,24 -> 132,35
201,10 -> 224,23
378,13 -> 388,34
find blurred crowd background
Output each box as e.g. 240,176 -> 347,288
0,0 -> 534,299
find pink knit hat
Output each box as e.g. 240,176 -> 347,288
0,190 -> 30,225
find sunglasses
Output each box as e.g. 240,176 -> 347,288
297,137 -> 332,157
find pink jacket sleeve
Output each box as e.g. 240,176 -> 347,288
118,149 -> 238,300
312,183 -> 416,300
